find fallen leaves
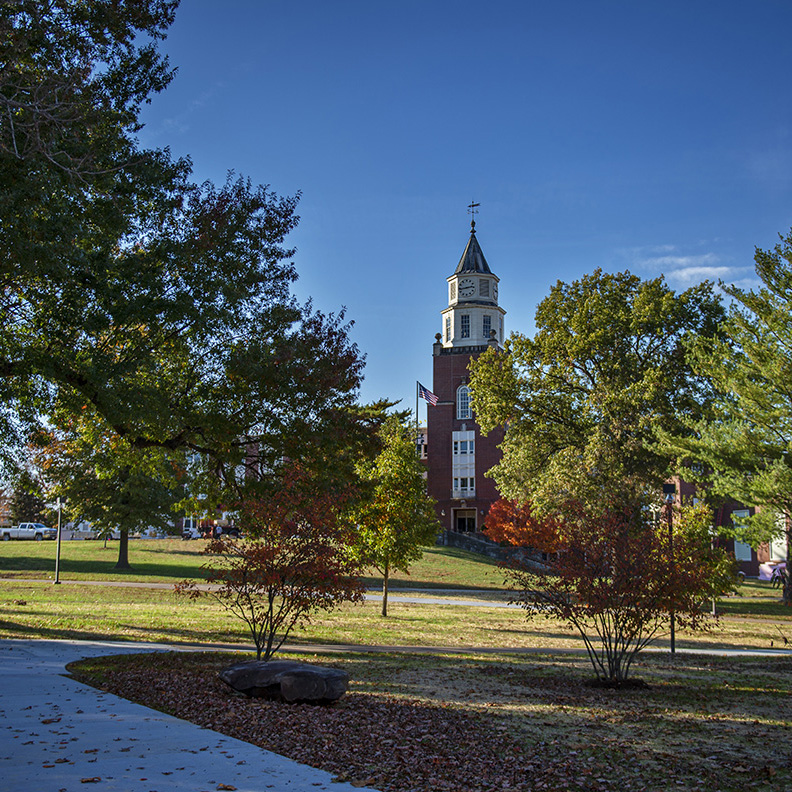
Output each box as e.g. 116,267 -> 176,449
66,651 -> 792,792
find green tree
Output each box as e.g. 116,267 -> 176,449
0,0 -> 186,463
2,1 -> 383,542
349,414 -> 440,616
663,231 -> 792,604
35,416 -> 182,568
9,471 -> 46,524
469,269 -> 724,514
0,1 -> 314,472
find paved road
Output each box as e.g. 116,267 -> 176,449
0,638 -> 379,792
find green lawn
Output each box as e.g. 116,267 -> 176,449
1,574 -> 790,653
1,538 -> 790,652
0,538 -> 505,589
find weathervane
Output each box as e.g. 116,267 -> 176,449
467,200 -> 480,233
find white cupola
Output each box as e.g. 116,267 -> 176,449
441,219 -> 505,349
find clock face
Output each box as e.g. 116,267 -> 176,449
459,278 -> 475,298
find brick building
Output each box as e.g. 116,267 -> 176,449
426,220 -> 505,533
423,222 -> 789,575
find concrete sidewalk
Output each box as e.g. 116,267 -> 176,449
0,638 -> 379,792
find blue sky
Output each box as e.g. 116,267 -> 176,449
138,0 -> 792,416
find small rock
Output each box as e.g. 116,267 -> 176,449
219,660 -> 349,703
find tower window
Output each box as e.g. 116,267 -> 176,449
456,385 -> 472,419
460,315 -> 470,338
479,279 -> 489,297
450,282 -> 457,301
445,315 -> 451,342
453,439 -> 475,455
483,315 -> 491,338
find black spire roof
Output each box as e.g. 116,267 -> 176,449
454,220 -> 492,275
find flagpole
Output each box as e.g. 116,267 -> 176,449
415,381 -> 420,450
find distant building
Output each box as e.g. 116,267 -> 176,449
426,219 -> 505,533
675,479 -> 787,577
0,488 -> 11,528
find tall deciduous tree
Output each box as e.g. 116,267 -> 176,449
663,230 -> 792,604
34,416 -> 183,568
1,0 -> 187,463
349,414 -> 440,616
9,471 -> 46,525
3,1 -> 385,574
469,269 -> 724,514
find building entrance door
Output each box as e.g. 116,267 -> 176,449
455,509 -> 476,533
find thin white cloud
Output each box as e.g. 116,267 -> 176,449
663,265 -> 733,286
644,253 -> 720,270
621,245 -> 758,290
143,83 -> 226,141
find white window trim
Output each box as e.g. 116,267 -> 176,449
456,385 -> 472,420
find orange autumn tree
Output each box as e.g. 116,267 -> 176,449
483,498 -> 564,552
177,468 -> 365,660
488,499 -> 735,685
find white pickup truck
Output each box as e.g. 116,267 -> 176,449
1,522 -> 58,541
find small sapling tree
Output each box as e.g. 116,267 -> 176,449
488,499 -> 734,684
177,469 -> 364,660
348,414 -> 440,616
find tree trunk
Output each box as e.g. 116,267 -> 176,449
784,525 -> 791,607
381,559 -> 389,617
114,529 -> 131,570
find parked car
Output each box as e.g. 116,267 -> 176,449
1,522 -> 57,541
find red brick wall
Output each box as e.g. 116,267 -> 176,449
427,347 -> 503,532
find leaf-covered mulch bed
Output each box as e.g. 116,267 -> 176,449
68,651 -> 792,792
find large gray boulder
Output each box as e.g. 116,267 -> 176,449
219,659 -> 349,703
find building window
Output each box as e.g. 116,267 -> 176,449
479,279 -> 489,297
732,509 -> 753,561
445,315 -> 451,342
450,281 -> 457,301
500,317 -> 504,342
456,386 -> 472,419
452,429 -> 475,499
483,315 -> 491,339
452,477 -> 475,494
460,314 -> 470,338
453,438 -> 475,455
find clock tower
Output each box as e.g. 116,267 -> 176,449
426,218 -> 505,534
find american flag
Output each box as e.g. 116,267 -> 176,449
418,382 -> 438,406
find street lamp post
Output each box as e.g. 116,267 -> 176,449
662,482 -> 676,655
54,497 -> 63,585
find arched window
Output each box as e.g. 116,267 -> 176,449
456,385 -> 472,420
